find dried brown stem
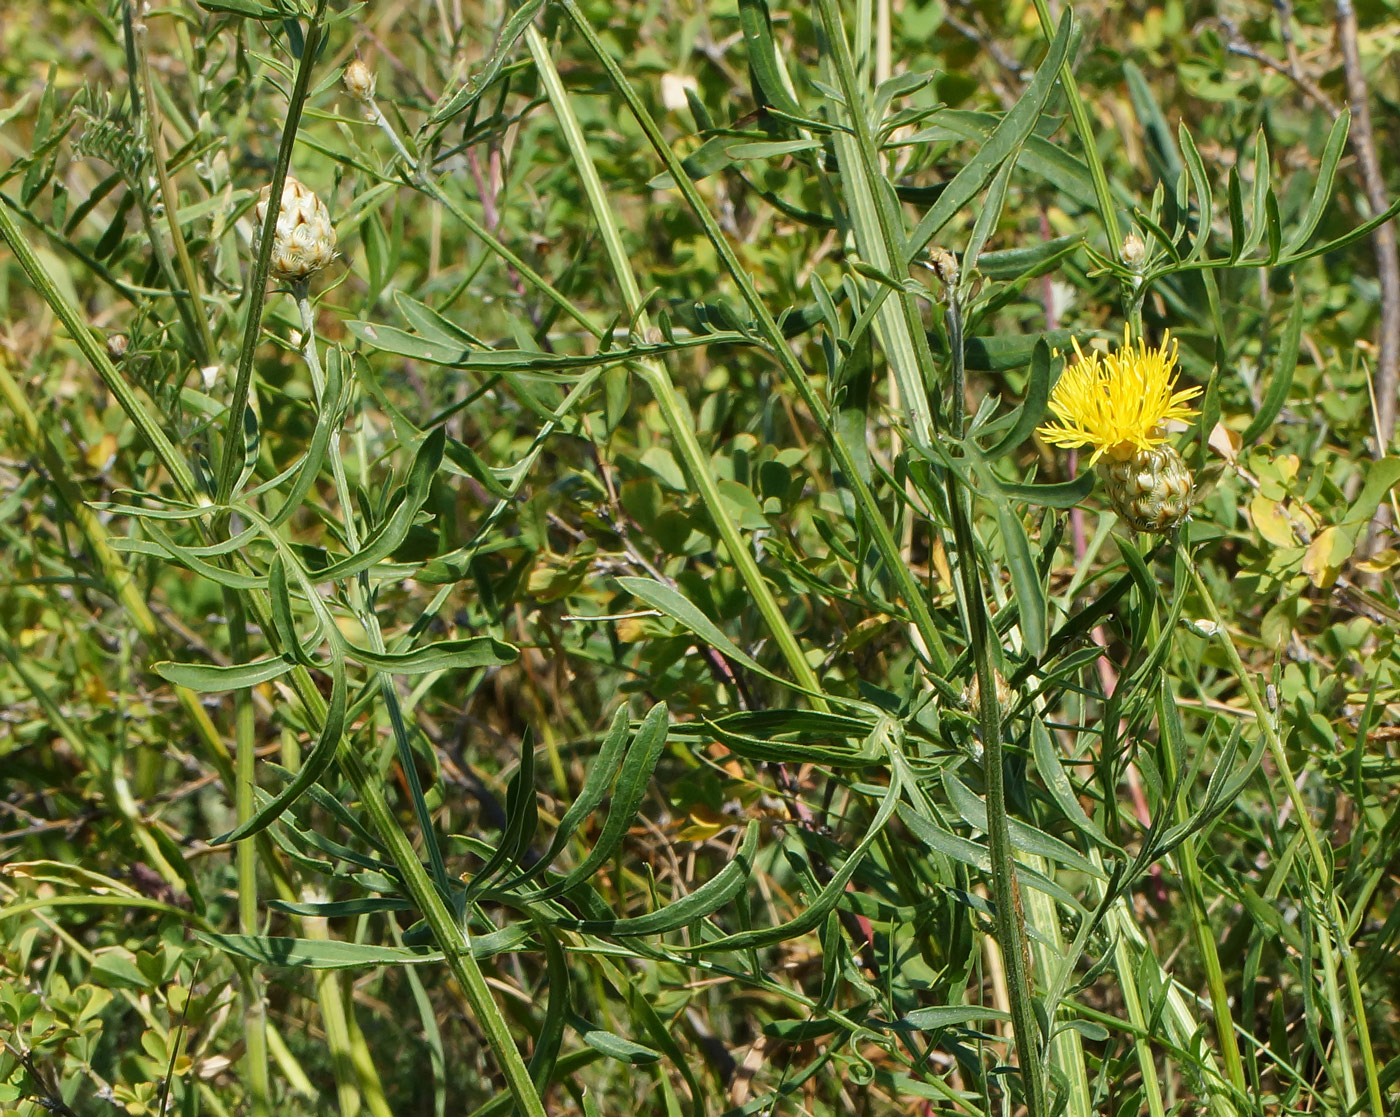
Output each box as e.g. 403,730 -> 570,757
1338,0 -> 1400,479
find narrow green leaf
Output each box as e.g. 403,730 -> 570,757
344,635 -> 518,674
992,498 -> 1046,658
1226,168 -> 1244,264
531,704 -> 670,899
552,821 -> 758,936
1240,287 -> 1303,448
152,656 -> 292,692
217,653 -> 347,844
503,707 -> 632,889
983,340 -> 1052,459
1283,109 -> 1349,255
902,1005 -> 1011,1030
737,0 -> 804,117
908,11 -> 1072,256
568,1016 -> 661,1065
311,428 -> 445,583
686,765 -> 902,953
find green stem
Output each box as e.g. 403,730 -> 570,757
225,586 -> 271,1117
1182,546 -> 1381,1116
339,746 -> 549,1117
554,0 -> 951,673
942,330 -> 1046,1114
934,258 -> 1047,1109
215,0 -> 328,505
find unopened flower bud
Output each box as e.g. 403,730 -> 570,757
106,333 -> 128,360
927,247 -> 959,288
961,668 -> 1013,719
343,58 -> 376,103
1121,232 -> 1146,270
256,176 -> 336,282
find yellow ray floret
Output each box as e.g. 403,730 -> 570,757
1037,326 -> 1201,465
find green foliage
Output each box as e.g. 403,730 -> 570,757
2,0 -> 1399,1115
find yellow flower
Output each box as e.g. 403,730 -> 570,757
1037,327 -> 1201,466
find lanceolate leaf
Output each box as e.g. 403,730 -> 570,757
153,656 -> 293,692
343,635 -> 518,674
552,821 -> 759,936
530,703 -> 670,900
908,11 -> 1073,257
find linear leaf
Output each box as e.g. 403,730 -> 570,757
152,656 -> 292,692
530,703 -> 670,900
908,12 -> 1072,257
1240,286 -> 1303,447
343,635 -> 518,674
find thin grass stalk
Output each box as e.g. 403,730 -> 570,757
1181,547 -> 1382,1116
1154,685 -> 1249,1096
222,589 -> 272,1117
1020,858 -> 1093,1117
298,903 -> 380,1117
553,0 -> 951,673
523,27 -> 830,703
812,0 -> 939,444
1026,0 -> 1123,259
132,2 -> 217,366
215,0 -> 328,505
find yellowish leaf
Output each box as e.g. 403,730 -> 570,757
1356,548 -> 1400,574
1250,494 -> 1295,548
1301,526 -> 1353,589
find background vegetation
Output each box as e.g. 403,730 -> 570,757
2,0 -> 1399,1114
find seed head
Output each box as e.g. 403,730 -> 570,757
927,247 -> 959,288
256,176 -> 336,282
343,58 -> 376,103
1037,326 -> 1201,466
1121,232 -> 1146,270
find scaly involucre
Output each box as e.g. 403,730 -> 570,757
256,176 -> 336,282
1037,327 -> 1201,465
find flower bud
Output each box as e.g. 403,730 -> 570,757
927,247 -> 959,288
256,176 -> 336,282
961,668 -> 1013,719
1097,442 -> 1193,533
1121,232 -> 1146,270
343,58 -> 376,103
106,333 -> 129,360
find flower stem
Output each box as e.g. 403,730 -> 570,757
944,295 -> 1046,1117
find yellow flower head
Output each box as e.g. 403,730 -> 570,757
1037,326 -> 1201,465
